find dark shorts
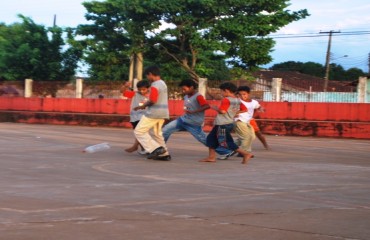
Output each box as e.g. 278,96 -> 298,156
206,123 -> 238,151
131,121 -> 140,129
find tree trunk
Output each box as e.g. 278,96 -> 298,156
129,52 -> 144,84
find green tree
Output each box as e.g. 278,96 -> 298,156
76,0 -> 161,81
344,67 -> 366,81
271,61 -> 324,77
329,63 -> 346,81
0,15 -> 81,81
271,61 -> 305,72
271,61 -> 366,81
300,62 -> 325,77
78,0 -> 308,81
145,0 -> 309,81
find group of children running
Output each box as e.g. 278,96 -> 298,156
122,65 -> 269,164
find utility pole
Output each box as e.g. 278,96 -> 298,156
53,14 -> 57,27
320,30 -> 340,92
368,52 -> 370,75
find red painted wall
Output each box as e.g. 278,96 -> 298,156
0,97 -> 369,139
256,102 -> 370,122
1,98 -> 369,121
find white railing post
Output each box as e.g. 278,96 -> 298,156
76,78 -> 84,98
199,78 -> 207,98
24,79 -> 33,98
272,78 -> 282,102
366,77 -> 370,103
357,77 -> 367,103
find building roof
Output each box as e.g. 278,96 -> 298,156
252,70 -> 355,92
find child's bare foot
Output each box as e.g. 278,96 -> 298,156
125,146 -> 138,153
199,158 -> 216,163
241,153 -> 253,164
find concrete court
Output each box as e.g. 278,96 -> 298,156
0,122 -> 369,240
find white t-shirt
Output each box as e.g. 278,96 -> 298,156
234,99 -> 260,123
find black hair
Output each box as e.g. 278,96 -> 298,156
219,82 -> 237,93
178,79 -> 198,89
136,80 -> 150,88
144,65 -> 160,76
237,86 -> 251,93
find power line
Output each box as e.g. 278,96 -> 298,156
269,30 -> 370,39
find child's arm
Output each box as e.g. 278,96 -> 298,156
134,86 -> 157,110
211,98 -> 229,114
256,105 -> 265,113
234,102 -> 248,117
121,81 -> 135,99
253,101 -> 264,118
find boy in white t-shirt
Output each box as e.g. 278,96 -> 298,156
240,86 -> 270,150
234,86 -> 256,154
238,86 -> 270,151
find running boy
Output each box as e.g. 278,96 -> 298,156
200,82 -> 253,164
240,87 -> 270,150
134,66 -> 171,161
234,86 -> 256,154
162,79 -> 210,144
122,80 -> 150,154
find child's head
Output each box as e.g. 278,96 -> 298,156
237,86 -> 251,101
144,66 -> 161,81
179,79 -> 198,95
219,82 -> 237,97
136,80 -> 150,95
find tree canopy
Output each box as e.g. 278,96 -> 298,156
271,61 -> 366,81
0,15 -> 81,81
77,0 -> 309,81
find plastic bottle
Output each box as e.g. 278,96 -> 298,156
83,142 -> 110,153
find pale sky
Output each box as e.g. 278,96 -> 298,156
1,0 -> 369,72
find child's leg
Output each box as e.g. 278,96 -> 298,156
235,147 -> 254,164
224,123 -> 253,164
200,148 -> 217,162
235,121 -> 255,153
162,119 -> 183,142
183,122 -> 207,146
250,119 -> 270,150
256,131 -> 270,150
199,126 -> 218,162
125,121 -> 140,152
125,139 -> 140,152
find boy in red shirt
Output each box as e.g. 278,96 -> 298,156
200,82 -> 253,164
122,80 -> 151,154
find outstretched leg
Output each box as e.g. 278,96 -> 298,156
256,131 -> 270,150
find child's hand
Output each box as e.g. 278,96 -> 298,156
121,81 -> 132,92
185,110 -> 194,114
124,81 -> 132,88
134,106 -> 144,111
